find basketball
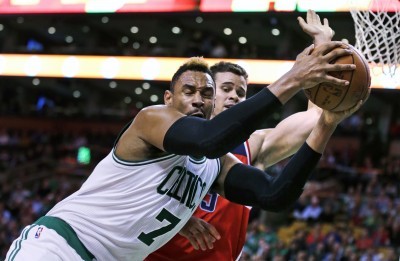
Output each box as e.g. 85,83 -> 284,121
304,43 -> 371,112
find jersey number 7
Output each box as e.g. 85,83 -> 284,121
138,208 -> 181,246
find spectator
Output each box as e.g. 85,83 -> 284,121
301,196 -> 323,222
356,228 -> 374,250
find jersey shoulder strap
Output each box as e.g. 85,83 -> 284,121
230,141 -> 251,165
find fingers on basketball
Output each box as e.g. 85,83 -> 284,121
304,43 -> 371,112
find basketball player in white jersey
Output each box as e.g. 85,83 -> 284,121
6,41 -> 362,261
151,11 -> 339,258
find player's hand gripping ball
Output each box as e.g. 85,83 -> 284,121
304,43 -> 371,112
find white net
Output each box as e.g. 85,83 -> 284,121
349,0 -> 400,78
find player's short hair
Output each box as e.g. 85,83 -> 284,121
170,57 -> 214,92
210,61 -> 249,82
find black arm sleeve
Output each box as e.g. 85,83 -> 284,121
163,88 -> 281,158
224,143 -> 321,212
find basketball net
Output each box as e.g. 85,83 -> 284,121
349,0 -> 400,83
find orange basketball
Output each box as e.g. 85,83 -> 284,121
304,43 -> 371,112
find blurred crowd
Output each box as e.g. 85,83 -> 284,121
241,154 -> 400,261
1,114 -> 399,260
1,25 -> 300,60
0,127 -> 115,257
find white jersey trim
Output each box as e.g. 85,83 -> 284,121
112,150 -> 179,166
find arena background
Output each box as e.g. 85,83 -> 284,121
0,0 -> 399,260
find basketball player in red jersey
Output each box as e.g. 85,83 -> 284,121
147,10 -> 336,260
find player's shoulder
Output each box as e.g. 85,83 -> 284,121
137,104 -> 168,115
135,105 -> 172,121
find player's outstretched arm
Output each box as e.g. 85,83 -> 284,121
131,88 -> 282,159
214,100 -> 365,212
250,101 -> 322,170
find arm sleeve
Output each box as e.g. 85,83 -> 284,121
163,88 -> 281,158
223,143 -> 321,212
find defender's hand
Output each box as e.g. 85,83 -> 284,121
178,216 -> 221,251
298,9 -> 335,45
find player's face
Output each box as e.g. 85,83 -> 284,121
165,70 -> 215,119
212,72 -> 247,118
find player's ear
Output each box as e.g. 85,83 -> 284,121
164,90 -> 173,105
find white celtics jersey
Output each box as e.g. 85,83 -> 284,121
47,149 -> 221,261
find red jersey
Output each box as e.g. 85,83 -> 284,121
147,141 -> 252,261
